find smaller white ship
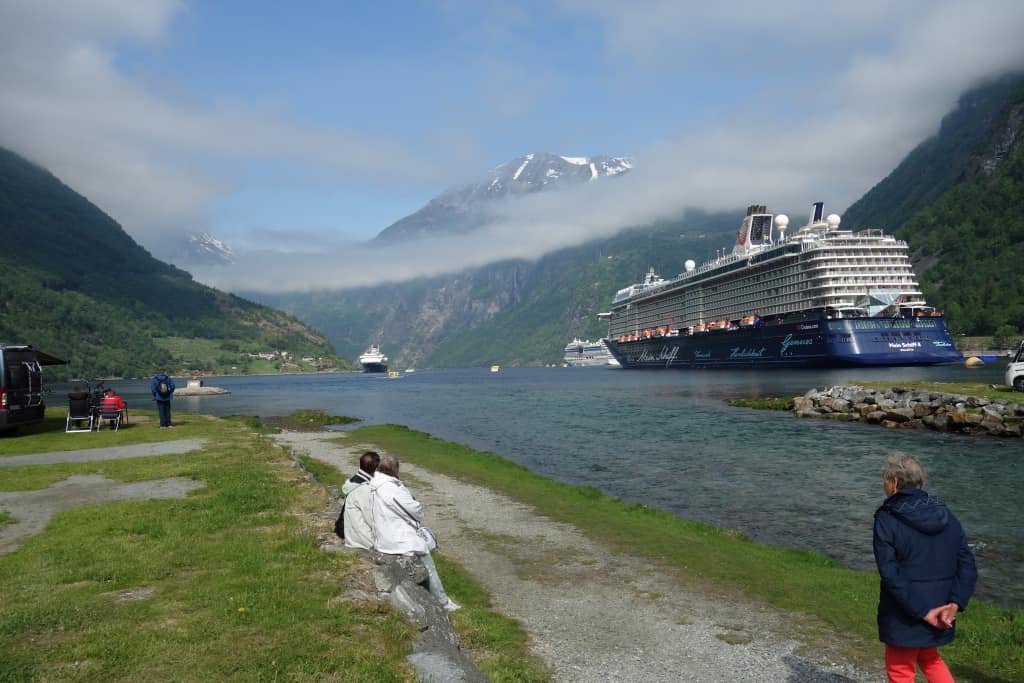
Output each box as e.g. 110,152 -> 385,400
563,338 -> 619,367
358,344 -> 388,373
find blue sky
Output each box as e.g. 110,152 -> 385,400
3,1 -> 1024,291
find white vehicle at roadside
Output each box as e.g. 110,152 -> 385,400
1007,340 -> 1024,392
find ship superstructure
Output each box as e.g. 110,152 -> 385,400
603,202 -> 961,368
563,338 -> 618,367
358,344 -> 389,373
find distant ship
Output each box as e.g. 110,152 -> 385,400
563,338 -> 619,367
602,201 -> 962,369
358,344 -> 388,373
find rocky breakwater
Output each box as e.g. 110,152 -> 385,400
792,386 -> 1024,438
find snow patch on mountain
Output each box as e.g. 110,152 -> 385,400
373,152 -> 633,243
175,232 -> 235,266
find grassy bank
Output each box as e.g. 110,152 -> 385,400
725,397 -> 794,410
849,380 -> 1017,402
298,452 -> 549,681
349,424 -> 1023,682
0,414 -> 418,680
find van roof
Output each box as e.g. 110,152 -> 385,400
0,344 -> 67,365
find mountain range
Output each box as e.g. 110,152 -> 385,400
372,152 -> 632,243
0,147 -> 346,379
258,75 -> 1024,367
4,75 -> 1022,375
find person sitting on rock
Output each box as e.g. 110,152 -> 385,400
342,451 -> 379,550
342,451 -> 380,497
369,453 -> 459,611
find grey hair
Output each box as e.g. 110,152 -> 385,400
881,451 -> 925,490
378,453 -> 400,476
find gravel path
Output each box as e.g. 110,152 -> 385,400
0,439 -> 208,468
275,432 -> 883,683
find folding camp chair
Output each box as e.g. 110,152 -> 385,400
66,388 -> 95,432
96,397 -> 124,431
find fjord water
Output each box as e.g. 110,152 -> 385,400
116,364 -> 1022,606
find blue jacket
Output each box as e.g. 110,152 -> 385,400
873,488 -> 977,647
150,373 -> 175,402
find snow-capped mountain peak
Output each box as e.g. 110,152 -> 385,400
374,152 -> 633,243
183,232 -> 235,265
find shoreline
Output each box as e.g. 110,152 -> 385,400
788,385 -> 1022,438
284,428 -> 882,682
335,423 -> 1023,682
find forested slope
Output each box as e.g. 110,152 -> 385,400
846,75 -> 1024,337
0,147 -> 345,378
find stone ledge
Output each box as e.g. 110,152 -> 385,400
793,386 -> 1024,437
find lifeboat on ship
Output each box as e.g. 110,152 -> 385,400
739,315 -> 759,328
693,323 -> 707,334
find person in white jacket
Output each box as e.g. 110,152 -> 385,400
369,453 -> 459,611
343,479 -> 375,550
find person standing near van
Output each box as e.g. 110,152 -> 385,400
150,368 -> 175,428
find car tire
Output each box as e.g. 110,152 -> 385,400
1015,376 -> 1024,392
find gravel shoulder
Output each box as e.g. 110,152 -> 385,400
0,439 -> 208,467
275,431 -> 884,682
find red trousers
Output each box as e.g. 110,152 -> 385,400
885,645 -> 954,683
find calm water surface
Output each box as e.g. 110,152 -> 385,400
109,364 -> 1022,606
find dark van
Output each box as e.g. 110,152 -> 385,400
0,344 -> 66,432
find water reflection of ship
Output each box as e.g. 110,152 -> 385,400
358,344 -> 388,373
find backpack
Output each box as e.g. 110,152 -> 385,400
334,502 -> 347,539
156,378 -> 172,398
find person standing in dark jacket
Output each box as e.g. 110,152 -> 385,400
874,452 -> 977,683
150,368 -> 175,428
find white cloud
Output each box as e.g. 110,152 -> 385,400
196,1 -> 1024,292
0,0 -> 441,249
3,1 -> 1024,293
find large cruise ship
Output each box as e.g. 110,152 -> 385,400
358,344 -> 388,373
602,202 -> 962,369
563,338 -> 619,367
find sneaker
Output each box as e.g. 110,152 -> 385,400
443,599 -> 461,612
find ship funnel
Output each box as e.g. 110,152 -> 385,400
810,201 -> 824,223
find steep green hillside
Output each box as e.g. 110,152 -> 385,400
899,123 -> 1024,335
845,75 -> 1024,337
843,75 -> 1021,231
0,148 -> 348,378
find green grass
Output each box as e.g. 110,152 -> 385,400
263,409 -> 360,432
0,407 -> 225,457
0,511 -> 15,527
436,554 -> 550,682
0,414 -> 418,681
297,448 -> 549,681
849,380 -> 1018,402
725,397 -> 794,410
347,424 -> 1024,683
297,455 -> 350,491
